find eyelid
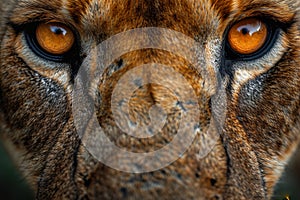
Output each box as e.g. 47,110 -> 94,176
225,17 -> 281,61
8,16 -> 77,35
23,21 -> 81,63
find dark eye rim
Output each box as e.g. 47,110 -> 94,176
24,22 -> 80,63
225,18 -> 281,61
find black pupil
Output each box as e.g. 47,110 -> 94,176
51,26 -> 65,35
54,28 -> 63,34
241,28 -> 249,35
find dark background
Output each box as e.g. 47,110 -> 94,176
0,142 -> 33,200
0,142 -> 299,200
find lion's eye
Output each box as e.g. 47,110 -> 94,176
36,22 -> 75,55
228,18 -> 268,55
25,22 -> 78,62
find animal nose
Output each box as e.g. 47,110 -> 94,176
72,28 -> 225,173
109,62 -> 200,139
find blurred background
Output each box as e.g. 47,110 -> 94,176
0,142 -> 299,200
273,146 -> 300,200
0,142 -> 33,200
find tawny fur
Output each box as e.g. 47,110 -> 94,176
0,0 -> 299,199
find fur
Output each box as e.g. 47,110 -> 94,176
0,0 -> 299,199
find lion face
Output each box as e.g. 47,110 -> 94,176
0,0 -> 299,199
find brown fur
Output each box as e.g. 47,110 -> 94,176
0,0 -> 299,199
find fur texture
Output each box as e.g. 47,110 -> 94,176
0,0 -> 299,199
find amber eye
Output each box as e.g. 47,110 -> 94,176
228,18 -> 268,55
35,22 -> 75,55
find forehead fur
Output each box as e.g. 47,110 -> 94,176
2,0 -> 298,39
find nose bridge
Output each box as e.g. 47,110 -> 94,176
72,0 -> 229,183
88,27 -> 201,77
74,32 -> 225,174
83,27 -> 221,102
79,0 -> 222,98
